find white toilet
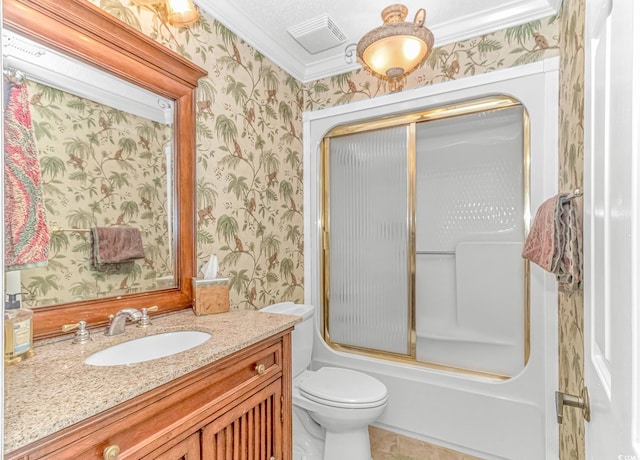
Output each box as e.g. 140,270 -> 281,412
261,302 -> 388,460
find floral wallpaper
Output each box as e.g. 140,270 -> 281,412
557,0 -> 586,458
90,0 -> 305,309
85,1 -> 585,457
18,80 -> 172,307
303,17 -> 560,110
86,3 -> 561,315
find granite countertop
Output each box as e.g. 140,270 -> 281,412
4,309 -> 299,454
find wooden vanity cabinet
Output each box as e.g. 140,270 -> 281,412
6,330 -> 292,460
143,432 -> 200,460
200,380 -> 282,459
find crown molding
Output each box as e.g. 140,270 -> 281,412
196,0 -> 562,83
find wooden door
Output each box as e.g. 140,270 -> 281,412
201,381 -> 282,460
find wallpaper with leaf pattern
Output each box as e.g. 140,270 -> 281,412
90,1 -> 562,314
90,0 -> 306,309
303,17 -> 560,110
27,0 -> 583,457
101,2 -> 584,458
19,80 -> 172,307
557,0 -> 586,458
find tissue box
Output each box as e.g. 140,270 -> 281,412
191,277 -> 229,315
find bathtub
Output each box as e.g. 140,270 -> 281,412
311,273 -> 557,459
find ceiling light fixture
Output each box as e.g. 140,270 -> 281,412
131,0 -> 200,27
356,4 -> 434,89
165,0 -> 199,26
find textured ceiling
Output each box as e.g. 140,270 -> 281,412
195,0 -> 562,82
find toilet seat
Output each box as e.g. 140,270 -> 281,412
298,367 -> 388,409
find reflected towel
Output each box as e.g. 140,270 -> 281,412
4,82 -> 50,271
522,194 -> 582,291
91,227 -> 144,271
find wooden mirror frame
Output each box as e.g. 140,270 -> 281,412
3,0 -> 207,339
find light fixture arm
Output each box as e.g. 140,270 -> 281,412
345,43 -> 357,65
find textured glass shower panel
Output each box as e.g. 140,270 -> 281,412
328,126 -> 409,355
414,106 -> 526,375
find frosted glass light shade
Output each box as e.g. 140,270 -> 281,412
166,0 -> 199,26
362,35 -> 429,78
357,4 -> 434,80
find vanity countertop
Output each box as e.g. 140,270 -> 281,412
4,309 -> 299,454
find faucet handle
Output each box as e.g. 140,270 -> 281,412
61,320 -> 91,344
138,305 -> 158,328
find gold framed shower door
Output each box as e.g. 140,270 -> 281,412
320,95 -> 531,381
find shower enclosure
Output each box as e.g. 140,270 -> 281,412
305,59 -> 560,459
322,96 -> 529,378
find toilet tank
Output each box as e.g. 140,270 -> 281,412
260,303 -> 314,378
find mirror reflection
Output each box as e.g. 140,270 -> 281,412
3,30 -> 177,308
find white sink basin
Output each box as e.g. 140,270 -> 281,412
85,330 -> 212,366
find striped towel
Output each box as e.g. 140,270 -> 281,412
4,82 -> 50,271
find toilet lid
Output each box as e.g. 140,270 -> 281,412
298,367 -> 388,408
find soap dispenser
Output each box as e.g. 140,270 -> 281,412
4,293 -> 34,365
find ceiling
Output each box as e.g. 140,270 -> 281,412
195,0 -> 562,83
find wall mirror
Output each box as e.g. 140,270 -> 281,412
3,0 -> 207,339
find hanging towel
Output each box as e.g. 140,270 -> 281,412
522,194 -> 582,291
91,227 -> 145,272
4,82 -> 50,271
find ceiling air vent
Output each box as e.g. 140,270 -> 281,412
288,14 -> 347,55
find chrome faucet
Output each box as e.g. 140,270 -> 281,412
106,308 -> 142,336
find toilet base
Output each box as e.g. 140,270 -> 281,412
293,405 -> 324,460
323,428 -> 372,460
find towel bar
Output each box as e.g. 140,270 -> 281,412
51,226 -> 91,233
561,188 -> 583,202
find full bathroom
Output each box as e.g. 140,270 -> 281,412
2,0 -> 639,459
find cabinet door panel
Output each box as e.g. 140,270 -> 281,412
202,381 -> 282,460
143,432 -> 200,460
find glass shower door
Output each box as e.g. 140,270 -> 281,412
414,106 -> 527,376
322,96 -> 529,377
324,125 -> 411,355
